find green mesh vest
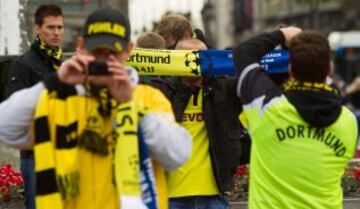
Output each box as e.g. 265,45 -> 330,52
244,96 -> 357,209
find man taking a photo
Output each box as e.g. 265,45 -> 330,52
0,8 -> 191,209
233,26 -> 358,208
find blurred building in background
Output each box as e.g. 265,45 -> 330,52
13,0 -> 360,51
201,0 -> 234,49
257,0 -> 360,33
202,0 -> 360,48
200,0 -> 360,85
24,0 -> 206,51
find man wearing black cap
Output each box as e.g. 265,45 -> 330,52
0,8 -> 191,209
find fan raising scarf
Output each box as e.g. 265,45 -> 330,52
115,100 -> 160,209
32,36 -> 62,70
125,48 -> 289,77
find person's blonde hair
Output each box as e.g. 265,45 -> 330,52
136,32 -> 166,49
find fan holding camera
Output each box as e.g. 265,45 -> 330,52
0,8 -> 191,209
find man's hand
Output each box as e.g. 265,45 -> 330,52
280,26 -> 302,47
86,55 -> 135,104
59,54 -> 136,104
58,54 -> 95,85
106,57 -> 135,104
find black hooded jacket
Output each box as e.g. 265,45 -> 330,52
5,42 -> 58,98
286,90 -> 342,128
4,41 -> 59,159
150,77 -> 251,195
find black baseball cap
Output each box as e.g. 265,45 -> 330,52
83,8 -> 131,53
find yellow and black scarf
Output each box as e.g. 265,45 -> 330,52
33,77 -> 114,209
33,76 -> 167,209
283,79 -> 337,94
32,37 -> 62,71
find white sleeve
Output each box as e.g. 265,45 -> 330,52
140,113 -> 192,172
0,82 -> 44,148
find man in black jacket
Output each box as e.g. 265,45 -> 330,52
4,4 -> 64,209
151,38 -> 250,209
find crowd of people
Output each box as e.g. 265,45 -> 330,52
0,3 -> 359,209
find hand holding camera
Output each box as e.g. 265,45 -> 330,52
87,60 -> 139,86
58,54 -> 138,104
103,56 -> 138,104
88,60 -> 111,76
87,59 -> 138,88
58,54 -> 94,85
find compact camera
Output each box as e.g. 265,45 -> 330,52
87,61 -> 139,87
88,60 -> 110,76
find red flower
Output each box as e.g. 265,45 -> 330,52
0,164 -> 24,201
236,165 -> 247,176
354,168 -> 360,180
355,149 -> 360,159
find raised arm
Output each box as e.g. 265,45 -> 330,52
233,30 -> 285,72
232,27 -> 301,104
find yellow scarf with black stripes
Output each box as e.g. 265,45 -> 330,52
283,79 -> 338,94
33,77 -> 167,209
32,37 -> 62,71
33,85 -> 115,209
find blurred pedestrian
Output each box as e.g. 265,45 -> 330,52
136,32 -> 166,49
135,31 -> 167,83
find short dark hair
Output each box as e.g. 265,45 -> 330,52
35,4 -> 63,26
136,32 -> 166,49
289,30 -> 331,82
